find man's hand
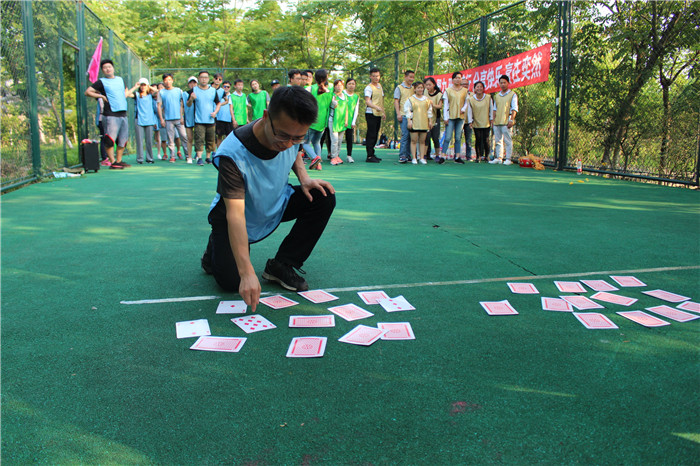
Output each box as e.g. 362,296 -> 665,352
160,118 -> 166,127
507,120 -> 515,129
300,178 -> 335,202
397,114 -> 403,122
239,272 -> 261,312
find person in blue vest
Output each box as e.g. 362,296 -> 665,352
201,86 -> 336,311
187,70 -> 221,165
132,78 -> 158,164
182,76 -> 197,163
85,59 -> 132,169
158,73 -> 189,163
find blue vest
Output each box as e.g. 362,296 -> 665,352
216,99 -> 232,123
135,93 -> 156,126
182,91 -> 195,127
193,86 -> 217,124
100,77 -> 127,112
153,99 -> 162,130
209,132 -> 296,242
160,88 -> 182,120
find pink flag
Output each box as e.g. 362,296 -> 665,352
87,37 -> 103,83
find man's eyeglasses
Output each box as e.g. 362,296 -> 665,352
269,117 -> 306,144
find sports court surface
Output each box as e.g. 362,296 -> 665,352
2,147 -> 699,464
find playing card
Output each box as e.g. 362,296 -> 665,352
574,312 -> 619,329
327,303 -> 374,321
190,336 -> 247,352
507,282 -> 539,294
176,319 -> 211,339
289,315 -> 335,328
677,301 -> 700,313
215,300 -> 247,314
378,322 -> 415,340
581,280 -> 619,292
231,314 -> 277,333
259,295 -> 299,309
642,289 -> 691,303
554,281 -> 587,293
338,325 -> 387,345
561,295 -> 605,310
479,300 -> 518,315
645,305 -> 700,322
590,291 -> 638,306
616,311 -> 670,328
357,290 -> 390,305
610,275 -> 646,287
377,295 -> 415,312
298,289 -> 339,304
541,297 -> 574,312
286,337 -> 327,357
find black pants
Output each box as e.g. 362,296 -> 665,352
345,128 -> 354,156
425,122 -> 440,158
320,128 -> 332,159
365,113 -> 382,158
207,186 -> 336,291
462,124 -> 473,157
473,127 -> 491,160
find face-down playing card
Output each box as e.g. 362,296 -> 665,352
378,322 -> 415,340
259,295 -> 299,309
573,312 -> 619,329
480,300 -> 518,315
298,289 -> 339,304
289,315 -> 335,328
190,336 -> 247,352
328,303 -> 374,321
286,337 -> 327,357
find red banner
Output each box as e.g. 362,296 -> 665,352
428,43 -> 552,93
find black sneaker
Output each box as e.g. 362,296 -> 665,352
399,157 -> 409,164
205,158 -> 212,164
262,259 -> 308,291
436,157 -> 445,165
366,156 -> 381,163
454,157 -> 465,164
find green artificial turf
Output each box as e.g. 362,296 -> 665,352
2,148 -> 699,464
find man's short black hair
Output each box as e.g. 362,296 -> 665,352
304,69 -> 314,77
288,68 -> 301,80
198,70 -> 209,77
499,74 -> 510,83
369,67 -> 381,75
100,59 -> 114,69
314,69 -> 328,84
268,86 -> 318,126
233,78 -> 244,85
162,73 -> 173,80
222,81 -> 232,87
404,69 -> 415,76
213,72 -> 223,79
451,71 -> 462,80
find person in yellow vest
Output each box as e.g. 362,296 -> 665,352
463,80 -> 492,163
440,71 -> 469,164
364,67 -> 384,163
393,70 -> 415,163
490,74 -> 518,165
404,81 -> 434,165
423,77 -> 443,161
344,78 -> 361,163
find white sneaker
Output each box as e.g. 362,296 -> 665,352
489,158 -> 502,164
503,159 -> 512,165
186,157 -> 193,164
419,158 -> 427,165
411,159 -> 418,165
347,156 -> 354,163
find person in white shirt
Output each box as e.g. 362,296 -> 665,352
462,80 -> 493,163
490,75 -> 518,165
403,81 -> 434,164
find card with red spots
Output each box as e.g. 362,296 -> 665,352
231,314 -> 277,333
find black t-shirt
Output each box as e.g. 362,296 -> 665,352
91,80 -> 127,117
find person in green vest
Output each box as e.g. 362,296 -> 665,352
308,69 -> 333,161
246,79 -> 270,121
329,79 -> 350,165
230,79 -> 248,130
344,78 -> 360,163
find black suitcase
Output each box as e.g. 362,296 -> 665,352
80,141 -> 100,172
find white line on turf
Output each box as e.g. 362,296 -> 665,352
120,265 -> 700,304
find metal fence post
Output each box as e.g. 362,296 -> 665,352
555,0 -> 571,171
428,37 -> 434,75
76,1 -> 88,143
21,0 -> 41,176
479,16 -> 488,66
394,52 -> 399,142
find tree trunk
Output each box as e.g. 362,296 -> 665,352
659,74 -> 671,177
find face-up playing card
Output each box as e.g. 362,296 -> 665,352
645,305 -> 700,322
190,336 -> 247,352
215,300 -> 247,314
541,297 -> 574,312
327,303 -> 374,321
554,281 -> 587,293
357,290 -> 390,305
231,314 -> 277,333
677,301 -> 700,313
574,312 -> 619,329
642,289 -> 691,303
259,295 -> 299,309
581,280 -> 619,292
507,282 -> 540,294
561,295 -> 605,310
378,322 -> 415,340
338,325 -> 387,345
480,300 -> 518,315
289,315 -> 335,328
616,311 -> 670,328
286,337 -> 327,357
176,319 -> 211,339
590,291 -> 638,306
377,295 -> 415,312
610,275 -> 646,287
298,290 -> 339,304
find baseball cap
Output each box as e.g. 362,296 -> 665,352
137,78 -> 149,85
188,76 -> 197,83
270,79 -> 280,86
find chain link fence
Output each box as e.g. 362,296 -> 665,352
1,0 -> 150,190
